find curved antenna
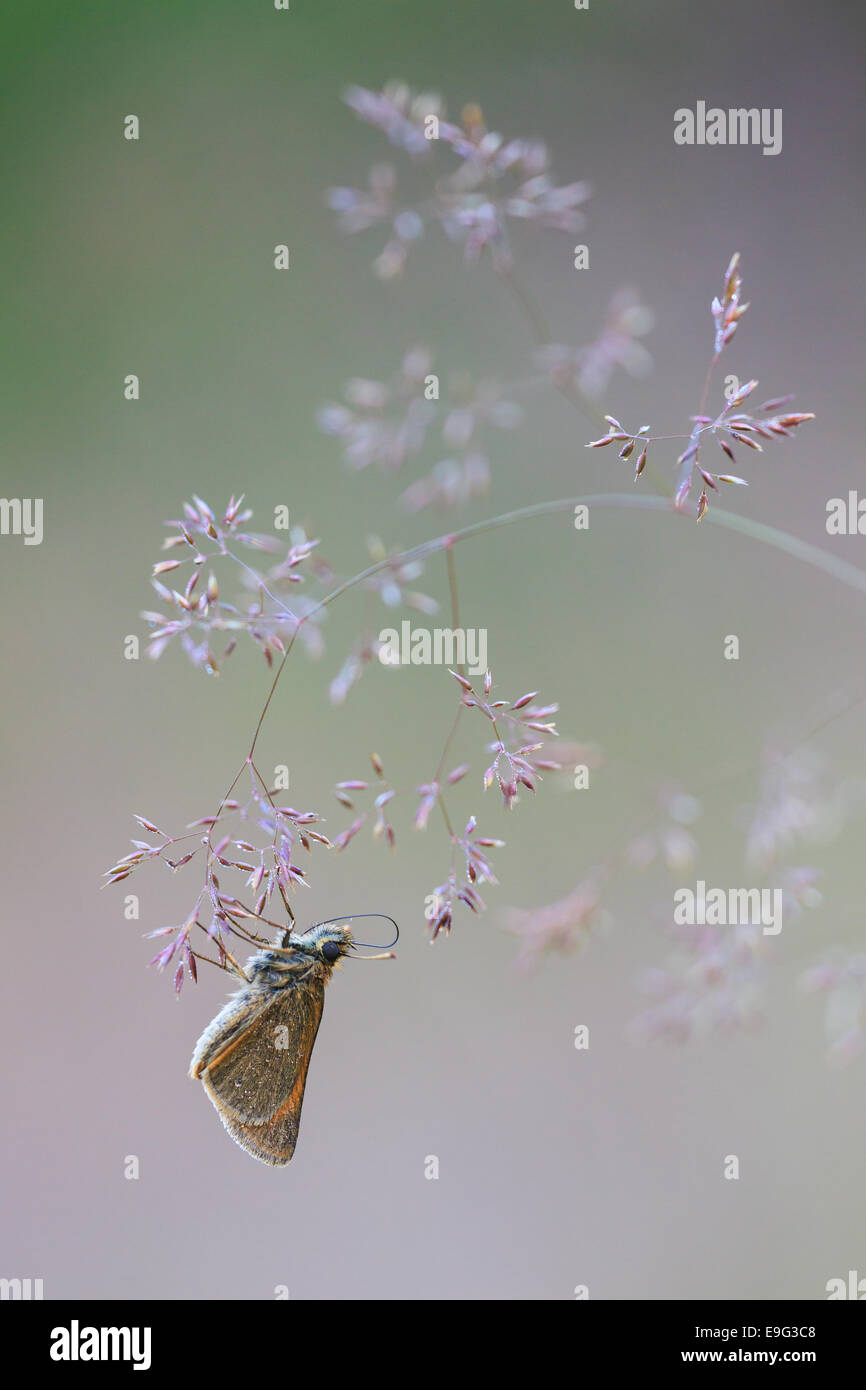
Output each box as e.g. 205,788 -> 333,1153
314,913 -> 400,951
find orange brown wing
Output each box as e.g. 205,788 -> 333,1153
196,979 -> 325,1156
214,1066 -> 317,1166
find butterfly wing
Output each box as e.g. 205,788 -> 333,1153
189,986 -> 273,1091
192,979 -> 326,1165
215,1078 -> 316,1166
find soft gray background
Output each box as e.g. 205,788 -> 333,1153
1,0 -> 864,1298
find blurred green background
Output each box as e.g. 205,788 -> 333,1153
1,0 -> 864,1298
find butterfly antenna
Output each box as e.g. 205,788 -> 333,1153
315,913 -> 400,952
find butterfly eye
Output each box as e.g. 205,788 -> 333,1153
321,941 -> 342,963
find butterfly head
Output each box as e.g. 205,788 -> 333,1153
260,915 -> 398,979
273,920 -> 353,965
